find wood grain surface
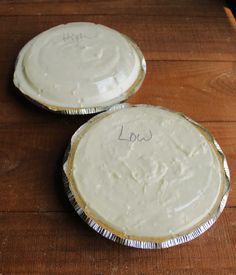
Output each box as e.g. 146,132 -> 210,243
0,0 -> 235,274
1,15 -> 236,62
0,0 -> 234,17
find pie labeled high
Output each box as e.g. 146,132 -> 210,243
63,104 -> 230,248
14,23 -> 146,114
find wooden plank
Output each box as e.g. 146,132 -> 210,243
0,210 -> 235,274
0,15 -> 236,62
0,122 -> 86,212
1,61 -> 236,123
131,61 -> 236,122
0,0 -> 229,17
0,122 -> 235,212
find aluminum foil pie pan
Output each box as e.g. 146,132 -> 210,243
14,22 -> 146,115
62,103 -> 230,249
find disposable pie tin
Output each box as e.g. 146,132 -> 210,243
13,23 -> 146,115
63,103 -> 230,249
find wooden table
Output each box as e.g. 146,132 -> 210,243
0,1 -> 236,274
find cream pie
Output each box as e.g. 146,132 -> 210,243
14,23 -> 146,114
63,104 -> 229,243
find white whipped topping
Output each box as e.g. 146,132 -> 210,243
68,105 -> 222,239
14,23 -> 144,109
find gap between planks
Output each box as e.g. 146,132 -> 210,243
0,206 -> 235,214
0,14 -> 234,18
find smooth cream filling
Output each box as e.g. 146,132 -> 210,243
69,106 -> 222,238
14,22 -> 142,108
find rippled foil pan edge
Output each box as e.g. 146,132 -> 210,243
62,103 -> 230,249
